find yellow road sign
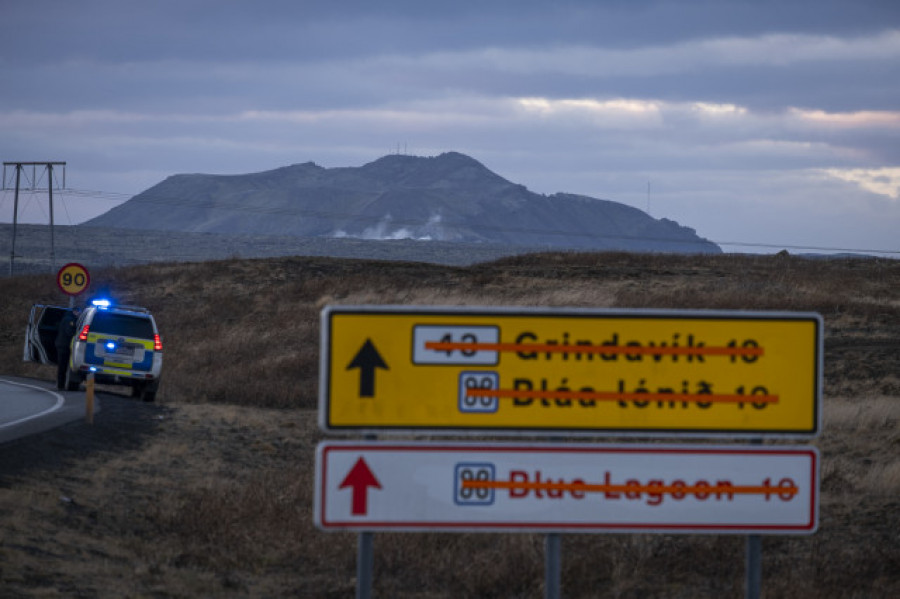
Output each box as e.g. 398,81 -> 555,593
56,262 -> 90,296
320,306 -> 823,437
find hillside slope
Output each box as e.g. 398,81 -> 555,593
1,252 -> 898,597
85,152 -> 720,253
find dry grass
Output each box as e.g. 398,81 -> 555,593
1,251 -> 899,597
5,251 -> 898,407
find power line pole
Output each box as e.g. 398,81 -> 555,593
3,161 -> 66,275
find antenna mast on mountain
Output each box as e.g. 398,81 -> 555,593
646,181 -> 651,215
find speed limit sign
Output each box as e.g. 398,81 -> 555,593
57,263 -> 90,296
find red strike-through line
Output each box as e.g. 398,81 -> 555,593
466,388 -> 780,404
425,341 -> 764,358
461,480 -> 799,497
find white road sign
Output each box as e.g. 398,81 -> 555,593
314,441 -> 819,534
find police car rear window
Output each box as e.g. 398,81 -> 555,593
90,313 -> 154,339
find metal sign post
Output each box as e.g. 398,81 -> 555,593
545,533 -> 561,599
356,531 -> 373,599
746,534 -> 762,599
356,433 -> 377,599
745,437 -> 764,599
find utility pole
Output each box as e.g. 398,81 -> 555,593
7,164 -> 21,277
3,161 -> 66,276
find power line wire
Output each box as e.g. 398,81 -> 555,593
3,187 -> 898,257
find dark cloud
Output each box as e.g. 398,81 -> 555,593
5,0 -> 898,63
1,0 -> 899,253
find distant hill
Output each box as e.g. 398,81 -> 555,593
85,152 -> 720,253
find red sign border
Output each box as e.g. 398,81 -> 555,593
316,442 -> 819,534
56,262 -> 90,296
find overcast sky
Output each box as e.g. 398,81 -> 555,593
2,0 -> 899,254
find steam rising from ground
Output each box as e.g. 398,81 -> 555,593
332,212 -> 445,241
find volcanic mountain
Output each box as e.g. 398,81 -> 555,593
85,152 -> 720,253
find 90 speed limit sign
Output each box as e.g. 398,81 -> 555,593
57,263 -> 90,296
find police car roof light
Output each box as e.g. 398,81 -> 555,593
92,299 -> 112,308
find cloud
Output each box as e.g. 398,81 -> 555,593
1,1 -> 899,254
790,108 -> 900,128
6,26 -> 900,115
367,29 -> 900,78
821,168 -> 900,200
3,92 -> 895,193
514,97 -> 665,128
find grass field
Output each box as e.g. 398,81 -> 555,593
1,250 -> 898,597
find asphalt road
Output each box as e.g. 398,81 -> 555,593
0,376 -> 91,444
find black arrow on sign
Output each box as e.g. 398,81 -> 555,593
347,339 -> 389,398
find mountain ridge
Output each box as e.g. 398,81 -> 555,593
85,152 -> 720,253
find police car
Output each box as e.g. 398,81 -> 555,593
25,299 -> 163,401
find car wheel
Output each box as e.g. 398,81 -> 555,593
140,380 -> 159,402
64,368 -> 81,392
131,383 -> 143,398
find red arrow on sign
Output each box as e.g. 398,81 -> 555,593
339,457 -> 382,515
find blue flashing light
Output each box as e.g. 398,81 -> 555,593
106,341 -> 116,350
92,299 -> 111,309
89,366 -> 98,372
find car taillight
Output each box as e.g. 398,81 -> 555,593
78,324 -> 90,341
154,334 -> 162,351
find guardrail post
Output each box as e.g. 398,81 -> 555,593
85,372 -> 95,424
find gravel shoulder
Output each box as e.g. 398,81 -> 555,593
0,385 -> 327,597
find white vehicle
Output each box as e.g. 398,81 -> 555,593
25,299 -> 163,401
